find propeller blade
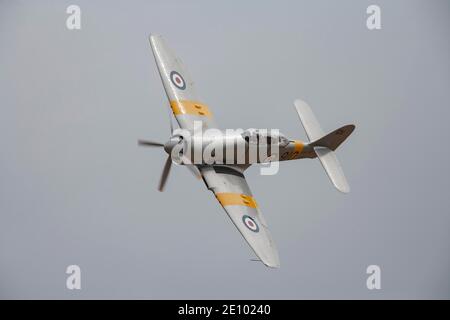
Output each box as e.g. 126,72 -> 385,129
138,140 -> 164,147
158,156 -> 172,192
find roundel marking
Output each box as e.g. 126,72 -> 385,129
170,71 -> 186,90
242,215 -> 259,233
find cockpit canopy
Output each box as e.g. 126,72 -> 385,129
241,129 -> 289,147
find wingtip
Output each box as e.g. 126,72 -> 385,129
251,246 -> 280,269
251,258 -> 280,268
260,251 -> 280,269
264,262 -> 280,269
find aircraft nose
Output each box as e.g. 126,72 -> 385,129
163,140 -> 174,154
164,137 -> 183,155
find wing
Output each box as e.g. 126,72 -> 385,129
199,165 -> 280,268
149,35 -> 218,131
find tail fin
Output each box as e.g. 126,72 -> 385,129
294,99 -> 355,193
309,125 -> 355,151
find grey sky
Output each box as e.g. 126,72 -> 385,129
0,0 -> 449,299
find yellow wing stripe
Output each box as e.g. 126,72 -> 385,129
170,100 -> 212,117
215,193 -> 258,208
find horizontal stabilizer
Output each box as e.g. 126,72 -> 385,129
294,99 -> 324,141
314,147 -> 350,193
294,99 -> 354,193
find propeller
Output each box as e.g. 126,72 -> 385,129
138,140 -> 164,147
158,155 -> 173,192
138,106 -> 200,192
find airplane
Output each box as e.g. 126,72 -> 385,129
139,35 -> 355,268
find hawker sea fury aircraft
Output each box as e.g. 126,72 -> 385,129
139,35 -> 355,268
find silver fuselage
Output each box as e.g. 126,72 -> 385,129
164,130 -> 316,165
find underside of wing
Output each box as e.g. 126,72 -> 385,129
199,165 -> 280,268
149,34 -> 218,131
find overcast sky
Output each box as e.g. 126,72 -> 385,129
1,0 -> 449,299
